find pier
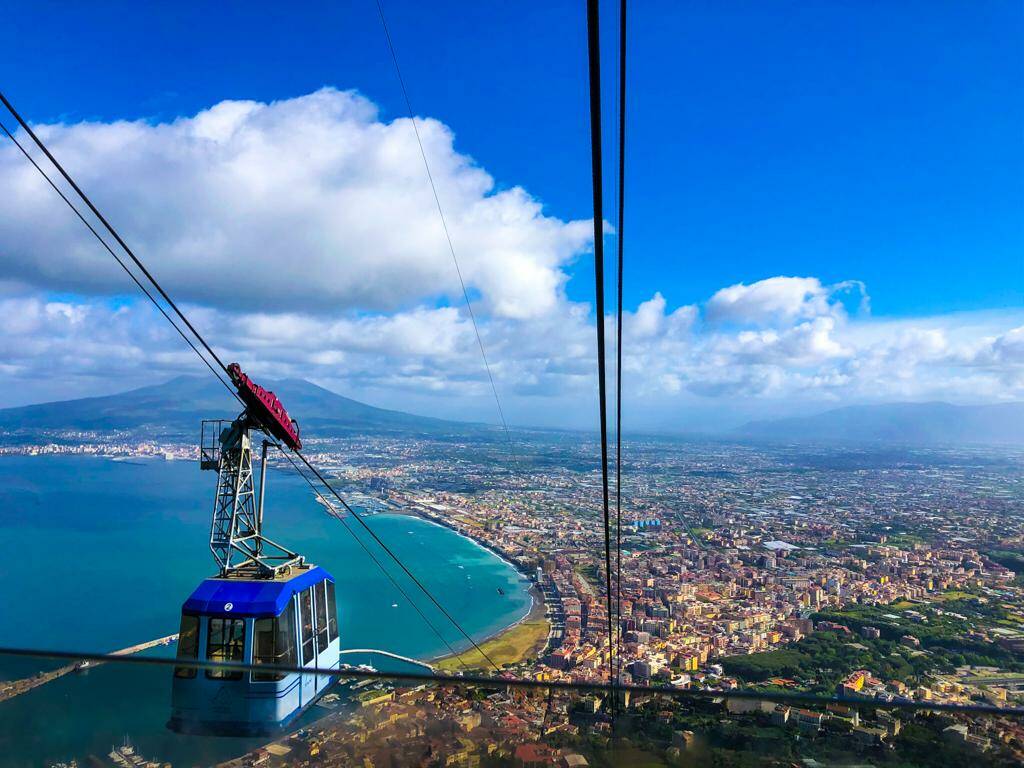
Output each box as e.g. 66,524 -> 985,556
339,648 -> 436,673
0,633 -> 177,703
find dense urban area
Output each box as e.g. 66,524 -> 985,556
5,429 -> 1024,767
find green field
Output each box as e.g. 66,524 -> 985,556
436,618 -> 550,672
933,590 -> 974,602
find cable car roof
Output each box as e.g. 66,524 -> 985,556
183,565 -> 333,617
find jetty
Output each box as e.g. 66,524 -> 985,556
0,633 -> 177,703
339,648 -> 435,673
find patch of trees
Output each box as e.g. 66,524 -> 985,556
720,629 -> 1021,689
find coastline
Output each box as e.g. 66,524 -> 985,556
427,580 -> 548,667
382,509 -> 549,669
317,498 -> 550,669
402,512 -> 531,581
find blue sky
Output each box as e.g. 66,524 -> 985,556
0,1 -> 1021,426
6,1 -> 1020,314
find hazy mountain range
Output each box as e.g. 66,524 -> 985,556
0,376 -> 482,439
0,376 -> 1021,446
737,402 -> 1024,446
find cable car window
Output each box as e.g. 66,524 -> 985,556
252,607 -> 297,682
278,604 -> 298,666
315,582 -> 329,650
206,617 -> 245,680
325,580 -> 338,643
300,588 -> 315,664
174,614 -> 200,679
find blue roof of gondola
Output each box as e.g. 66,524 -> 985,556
183,566 -> 333,617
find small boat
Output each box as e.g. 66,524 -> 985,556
497,587 -> 505,596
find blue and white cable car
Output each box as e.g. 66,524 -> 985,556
169,566 -> 340,735
168,366 -> 341,736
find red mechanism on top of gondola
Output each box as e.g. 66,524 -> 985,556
227,363 -> 302,450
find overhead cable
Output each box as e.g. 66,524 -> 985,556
373,0 -> 517,463
0,118 -> 238,402
1,645 -> 1021,719
584,0 -> 617,690
275,445 -> 471,672
614,0 -> 627,687
0,92 -> 231,376
290,446 -> 499,670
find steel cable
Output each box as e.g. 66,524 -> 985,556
0,645 -> 1020,719
614,0 -> 627,690
274,445 -> 472,672
584,0 -> 617,691
374,0 -> 518,464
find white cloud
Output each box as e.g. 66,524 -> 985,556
1,281 -> 1022,424
0,88 -> 591,319
0,88 -> 1020,425
705,276 -> 865,326
722,317 -> 848,365
968,326 -> 1024,366
624,292 -> 697,341
608,279 -> 1024,410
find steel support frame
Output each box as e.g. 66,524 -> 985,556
208,414 -> 303,577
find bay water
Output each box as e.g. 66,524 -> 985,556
0,454 -> 531,766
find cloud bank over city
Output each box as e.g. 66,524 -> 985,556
1,90 -> 1021,428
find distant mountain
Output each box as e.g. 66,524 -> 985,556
736,402 -> 1024,446
0,376 -> 486,439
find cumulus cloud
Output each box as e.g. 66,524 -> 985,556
1,279 -> 1022,421
968,326 -> 1024,367
705,276 -> 866,326
607,279 -> 1024,409
0,88 -> 591,319
623,292 -> 697,341
0,88 -> 1020,424
724,317 -> 849,365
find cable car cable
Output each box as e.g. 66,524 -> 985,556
374,0 -> 517,465
2,644 -> 1021,719
0,118 -> 238,402
290,446 -> 501,671
0,91 -> 231,378
614,0 -> 627,690
0,91 -> 500,674
270,448 -> 468,671
2,106 -> 475,671
584,0 -> 617,692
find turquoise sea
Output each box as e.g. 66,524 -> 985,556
0,454 -> 532,766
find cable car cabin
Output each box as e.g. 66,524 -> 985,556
168,566 -> 340,736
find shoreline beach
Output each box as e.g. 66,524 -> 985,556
393,511 -> 551,670
428,580 -> 548,667
370,510 -> 548,667
313,499 -> 550,670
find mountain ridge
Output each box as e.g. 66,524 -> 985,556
736,401 -> 1024,446
4,380 -> 1022,446
0,375 -> 489,439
